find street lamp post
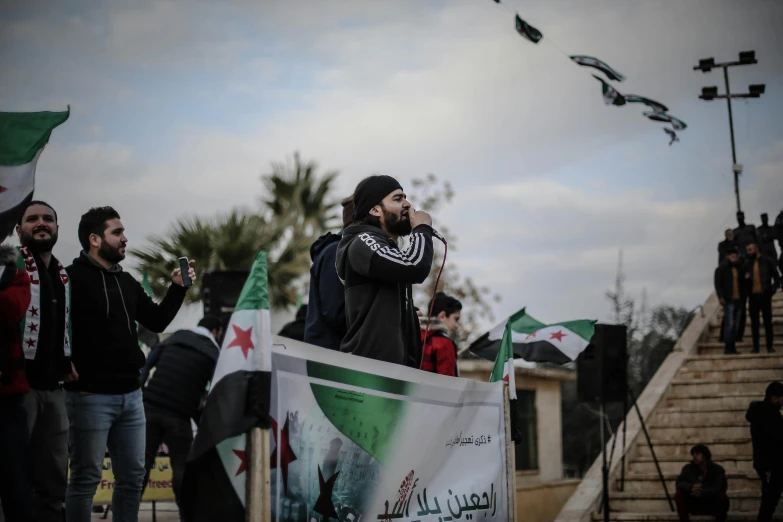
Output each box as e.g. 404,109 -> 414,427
694,51 -> 766,213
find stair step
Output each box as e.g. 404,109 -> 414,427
668,380 -> 770,398
684,354 -> 783,371
609,491 -> 777,513
647,425 -> 750,442
616,473 -> 758,494
661,393 -> 758,410
675,367 -> 783,382
634,438 -> 751,459
629,457 -> 752,475
650,408 -> 750,427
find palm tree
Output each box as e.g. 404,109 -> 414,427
130,210 -> 308,308
261,151 -> 340,238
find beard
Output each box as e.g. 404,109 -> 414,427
99,241 -> 126,264
383,206 -> 412,237
20,228 -> 58,253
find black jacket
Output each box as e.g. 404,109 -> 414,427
733,223 -> 759,252
141,329 -> 219,419
714,258 -> 747,302
758,224 -> 779,261
717,239 -> 736,265
675,461 -> 727,498
743,254 -> 781,296
304,233 -> 346,350
24,252 -> 71,390
746,400 -> 783,471
66,252 -> 186,394
278,305 -> 307,342
336,224 -> 433,367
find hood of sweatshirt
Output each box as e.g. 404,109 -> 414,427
73,251 -> 131,330
310,232 -> 341,262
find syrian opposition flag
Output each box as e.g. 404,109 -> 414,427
515,14 -> 543,44
570,55 -> 626,82
470,307 -> 596,365
0,110 -> 69,238
643,110 -> 688,131
593,75 -> 626,106
489,311 -> 522,443
624,94 -> 669,114
181,251 -> 272,522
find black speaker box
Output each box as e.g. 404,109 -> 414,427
577,323 -> 628,403
202,271 -> 249,326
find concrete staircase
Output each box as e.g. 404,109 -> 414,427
599,293 -> 783,521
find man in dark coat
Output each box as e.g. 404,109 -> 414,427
746,382 -> 783,522
140,315 -> 223,518
733,211 -> 759,258
714,246 -> 747,354
674,444 -> 729,522
743,242 -> 781,353
304,196 -> 354,350
758,213 -> 780,262
336,175 -> 434,368
717,228 -> 736,265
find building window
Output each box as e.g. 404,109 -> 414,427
515,389 -> 538,471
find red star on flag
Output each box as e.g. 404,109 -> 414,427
28,323 -> 38,332
549,330 -> 567,342
26,338 -> 35,348
232,449 -> 247,476
526,330 -> 537,340
270,414 -> 298,494
0,185 -> 7,194
30,307 -> 38,317
226,325 -> 254,359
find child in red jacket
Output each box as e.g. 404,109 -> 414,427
420,292 -> 462,377
0,243 -> 34,522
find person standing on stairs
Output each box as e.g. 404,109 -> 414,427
746,382 -> 783,522
674,444 -> 729,522
714,246 -> 747,354
743,242 -> 780,353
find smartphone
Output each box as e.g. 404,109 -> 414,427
178,257 -> 192,288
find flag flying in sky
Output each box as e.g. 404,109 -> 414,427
515,14 -> 543,44
624,94 -> 669,114
181,251 -> 272,522
593,75 -> 626,106
570,55 -> 626,82
470,307 -> 596,365
0,109 -> 69,238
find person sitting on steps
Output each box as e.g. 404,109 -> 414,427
674,444 -> 729,522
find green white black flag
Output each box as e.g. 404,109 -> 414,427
571,55 -> 625,82
593,75 -> 626,106
515,14 -> 543,44
624,95 -> 669,114
644,111 -> 687,131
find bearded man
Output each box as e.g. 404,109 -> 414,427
64,206 -> 195,522
336,175 -> 434,368
15,200 -> 76,522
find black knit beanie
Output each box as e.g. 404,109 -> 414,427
352,175 -> 403,219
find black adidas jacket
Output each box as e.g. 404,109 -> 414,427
66,252 -> 186,394
336,224 -> 433,367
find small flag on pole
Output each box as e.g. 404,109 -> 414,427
490,310 -> 522,443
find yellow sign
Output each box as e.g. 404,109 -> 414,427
91,457 -> 175,504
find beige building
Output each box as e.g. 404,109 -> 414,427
459,360 -> 580,522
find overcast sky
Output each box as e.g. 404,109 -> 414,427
2,0 -> 782,332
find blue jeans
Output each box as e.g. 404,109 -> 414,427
722,301 -> 742,353
65,389 -> 146,522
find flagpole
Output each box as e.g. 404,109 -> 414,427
503,383 -> 518,522
246,427 -> 271,522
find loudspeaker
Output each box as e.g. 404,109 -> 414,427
577,323 -> 628,403
202,270 -> 249,327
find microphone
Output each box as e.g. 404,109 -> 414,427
431,228 -> 448,245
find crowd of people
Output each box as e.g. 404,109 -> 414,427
0,175 -> 464,522
714,210 -> 783,354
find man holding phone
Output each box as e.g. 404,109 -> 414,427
64,206 -> 195,522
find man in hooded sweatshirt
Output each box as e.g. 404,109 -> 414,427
336,175 -> 434,368
64,206 -> 195,522
304,195 -> 354,350
746,381 -> 783,522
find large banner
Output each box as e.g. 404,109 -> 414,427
91,457 -> 175,504
266,337 -> 510,522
